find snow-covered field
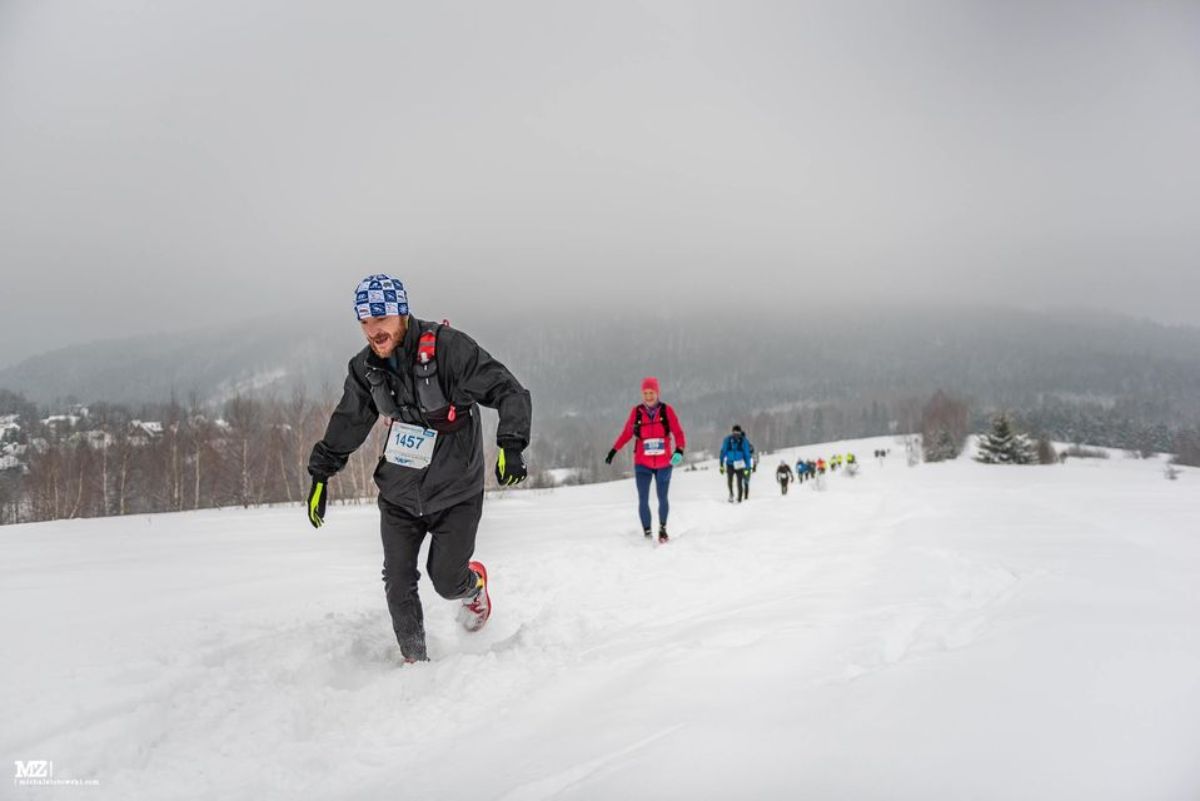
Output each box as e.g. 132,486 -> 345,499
3,437 -> 1199,800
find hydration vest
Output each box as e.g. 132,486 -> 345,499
632,404 -> 672,441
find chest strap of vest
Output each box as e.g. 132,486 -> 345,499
412,321 -> 470,427
633,404 -> 671,440
413,323 -> 452,421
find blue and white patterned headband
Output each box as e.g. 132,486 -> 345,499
354,274 -> 410,320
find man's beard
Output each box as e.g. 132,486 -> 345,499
368,330 -> 399,357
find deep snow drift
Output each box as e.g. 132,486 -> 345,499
3,437 -> 1199,800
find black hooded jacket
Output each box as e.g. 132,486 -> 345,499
308,317 -> 532,516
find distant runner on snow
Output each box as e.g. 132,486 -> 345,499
776,460 -> 795,495
719,425 -> 755,503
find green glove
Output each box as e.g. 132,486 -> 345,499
670,449 -> 684,467
307,479 -> 327,528
495,447 -> 527,486
743,468 -> 751,478
719,464 -> 725,475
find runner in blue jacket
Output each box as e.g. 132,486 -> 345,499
719,425 -> 755,503
795,458 -> 810,483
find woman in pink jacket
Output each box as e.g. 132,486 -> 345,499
605,377 -> 686,543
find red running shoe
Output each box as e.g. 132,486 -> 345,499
458,561 -> 491,632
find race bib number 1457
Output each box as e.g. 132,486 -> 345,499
384,422 -> 438,469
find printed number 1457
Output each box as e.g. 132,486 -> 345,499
395,433 -> 425,449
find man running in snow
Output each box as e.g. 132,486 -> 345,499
775,460 -> 795,495
606,377 -> 686,543
719,425 -> 754,503
306,275 -> 532,663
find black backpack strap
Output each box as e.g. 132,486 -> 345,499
633,404 -> 670,441
412,322 -> 449,414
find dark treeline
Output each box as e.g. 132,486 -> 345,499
0,389 -> 908,524
0,391 -> 388,525
1014,396 -> 1177,455
2,383 -> 1197,526
5,306 -> 1200,523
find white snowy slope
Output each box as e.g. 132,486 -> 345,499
3,437 -> 1199,801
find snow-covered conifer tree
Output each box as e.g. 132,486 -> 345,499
976,413 -> 1036,465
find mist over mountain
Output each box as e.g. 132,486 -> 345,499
3,306 -> 1198,443
3,302 -> 1199,525
0,311 -> 354,408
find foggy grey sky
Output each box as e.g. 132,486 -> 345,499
1,0 -> 1198,368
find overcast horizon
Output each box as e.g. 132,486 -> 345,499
2,0 -> 1199,370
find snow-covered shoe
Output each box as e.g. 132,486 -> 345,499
458,561 -> 491,633
643,527 -> 653,539
658,526 -> 669,544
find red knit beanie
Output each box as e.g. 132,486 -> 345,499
641,377 -> 660,395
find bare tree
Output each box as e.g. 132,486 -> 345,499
114,433 -> 132,516
223,395 -> 264,507
921,390 -> 969,462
